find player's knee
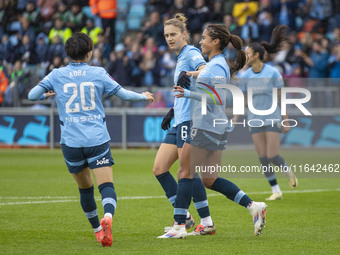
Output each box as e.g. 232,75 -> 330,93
153,165 -> 167,176
202,178 -> 215,189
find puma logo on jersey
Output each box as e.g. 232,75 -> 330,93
96,157 -> 109,165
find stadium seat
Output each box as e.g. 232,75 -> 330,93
128,4 -> 146,18
127,17 -> 142,30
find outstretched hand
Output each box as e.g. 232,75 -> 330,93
142,92 -> 154,103
44,91 -> 56,99
173,85 -> 184,98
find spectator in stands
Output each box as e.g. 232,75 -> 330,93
46,55 -> 63,75
223,14 -> 241,36
22,0 -> 41,28
126,41 -> 143,87
143,11 -> 166,47
17,34 -> 38,65
0,34 -> 9,62
140,49 -> 156,86
186,0 -> 209,34
142,37 -> 158,55
54,1 -> 68,23
38,0 -> 60,22
330,27 -> 340,49
232,0 -> 258,27
156,45 -> 176,87
304,40 -> 330,78
81,18 -> 103,45
0,60 -> 8,106
49,17 -> 72,44
64,2 -> 86,32
269,0 -> 299,31
47,35 -> 67,63
90,48 -> 106,67
168,0 -> 186,18
9,60 -> 24,83
209,0 -> 224,23
89,0 -> 117,47
19,16 -> 35,47
329,43 -> 340,79
106,43 -> 132,87
258,12 -> 276,43
241,16 -> 259,43
35,32 -> 49,65
95,32 -> 112,61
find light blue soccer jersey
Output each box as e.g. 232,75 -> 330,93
38,62 -> 121,147
173,45 -> 206,126
240,64 -> 284,126
191,54 -> 230,134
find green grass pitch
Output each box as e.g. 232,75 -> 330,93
0,148 -> 339,255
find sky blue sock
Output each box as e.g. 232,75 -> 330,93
155,171 -> 177,206
193,173 -> 210,219
174,178 -> 193,224
79,186 -> 100,230
211,177 -> 252,208
98,182 -> 117,216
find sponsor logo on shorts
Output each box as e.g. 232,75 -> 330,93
96,157 -> 109,165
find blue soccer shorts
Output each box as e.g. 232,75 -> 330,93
61,142 -> 114,174
163,121 -> 190,148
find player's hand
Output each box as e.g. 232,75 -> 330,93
142,92 -> 154,102
177,71 -> 191,89
44,91 -> 55,99
173,85 -> 184,98
161,108 -> 174,130
282,125 -> 290,134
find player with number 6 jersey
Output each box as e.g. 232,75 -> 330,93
28,32 -> 153,247
154,13 -> 216,237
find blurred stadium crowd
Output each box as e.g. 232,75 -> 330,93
0,0 -> 339,108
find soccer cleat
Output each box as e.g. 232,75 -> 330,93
287,171 -> 298,188
266,192 -> 283,200
100,216 -> 112,247
158,224 -> 187,239
188,224 -> 216,236
249,201 -> 267,236
164,215 -> 195,232
94,229 -> 104,243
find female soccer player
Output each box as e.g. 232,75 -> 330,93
159,24 -> 267,239
28,33 -> 153,246
234,25 -> 298,200
153,13 -> 216,235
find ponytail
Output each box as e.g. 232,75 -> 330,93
205,24 -> 246,77
229,34 -> 246,77
250,25 -> 289,61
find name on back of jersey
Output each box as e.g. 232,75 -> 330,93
69,70 -> 86,78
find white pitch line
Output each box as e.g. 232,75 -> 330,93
0,188 -> 339,206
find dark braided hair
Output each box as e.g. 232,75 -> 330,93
205,24 -> 246,77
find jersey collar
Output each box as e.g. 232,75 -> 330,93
177,45 -> 189,59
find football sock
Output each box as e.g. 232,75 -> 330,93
192,173 -> 210,219
174,178 -> 193,224
269,155 -> 291,176
271,184 -> 282,193
98,182 -> 117,218
200,216 -> 213,227
260,157 -> 278,186
79,186 -> 101,231
156,171 -> 178,206
211,177 -> 252,208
